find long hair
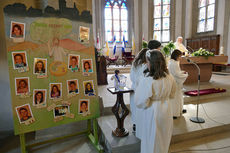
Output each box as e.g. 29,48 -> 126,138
51,85 -> 60,96
144,50 -> 169,80
133,48 -> 148,68
35,91 -> 44,104
12,24 -> 23,35
85,82 -> 93,91
35,61 -> 45,73
171,49 -> 182,61
84,61 -> 91,69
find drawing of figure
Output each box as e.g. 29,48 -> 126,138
48,37 -> 66,62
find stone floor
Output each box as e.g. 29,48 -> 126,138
1,73 -> 230,153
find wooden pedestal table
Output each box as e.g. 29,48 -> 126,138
107,87 -> 133,137
179,56 -> 228,84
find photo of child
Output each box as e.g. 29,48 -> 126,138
12,51 -> 27,69
67,79 -> 79,94
68,54 -> 80,72
78,99 -> 90,114
49,83 -> 62,99
33,58 -> 47,75
53,105 -> 69,117
33,89 -> 47,107
79,26 -> 90,43
16,104 -> 33,124
15,77 -> 30,95
83,80 -> 95,96
10,21 -> 25,39
82,59 -> 93,73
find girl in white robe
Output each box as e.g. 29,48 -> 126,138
130,48 -> 148,137
168,49 -> 188,117
135,50 -> 176,153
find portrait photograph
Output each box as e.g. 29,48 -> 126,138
16,104 -> 33,124
15,77 -> 30,95
49,83 -> 62,99
33,58 -> 47,75
53,105 -> 69,117
79,26 -> 90,42
68,54 -> 80,72
10,21 -> 25,39
33,89 -> 47,107
83,80 -> 95,96
67,79 -> 79,95
82,59 -> 93,73
12,51 -> 28,69
78,99 -> 90,114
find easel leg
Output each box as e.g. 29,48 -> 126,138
87,119 -> 91,134
93,118 -> 98,145
20,133 -> 26,153
87,118 -> 103,153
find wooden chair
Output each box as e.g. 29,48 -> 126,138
122,52 -> 135,66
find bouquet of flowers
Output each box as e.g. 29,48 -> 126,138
191,48 -> 214,58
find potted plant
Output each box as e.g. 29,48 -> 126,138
142,40 -> 148,49
161,41 -> 175,57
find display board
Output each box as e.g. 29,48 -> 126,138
4,2 -> 100,135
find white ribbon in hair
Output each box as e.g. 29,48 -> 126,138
146,50 -> 151,58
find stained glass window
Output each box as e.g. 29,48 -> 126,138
197,0 -> 215,33
153,0 -> 171,43
104,0 -> 128,42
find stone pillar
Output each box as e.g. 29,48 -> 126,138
142,0 -> 152,41
174,0 -> 183,40
133,0 -> 142,53
227,15 -> 230,63
184,0 -> 193,43
216,0 -> 225,53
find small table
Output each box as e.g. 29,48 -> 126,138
107,87 -> 133,137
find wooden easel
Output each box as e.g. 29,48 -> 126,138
19,118 -> 103,153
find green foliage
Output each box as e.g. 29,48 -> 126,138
191,48 -> 214,58
142,40 -> 148,49
161,41 -> 175,57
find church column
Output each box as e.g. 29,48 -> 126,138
133,0 -> 142,53
142,0 -> 153,41
216,0 -> 226,54
184,0 -> 193,43
218,0 -> 230,56
92,0 -> 102,48
174,0 -> 183,40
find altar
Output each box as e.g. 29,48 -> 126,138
180,56 -> 228,84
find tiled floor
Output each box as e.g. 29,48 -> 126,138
170,131 -> 230,153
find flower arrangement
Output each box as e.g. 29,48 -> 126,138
191,48 -> 214,58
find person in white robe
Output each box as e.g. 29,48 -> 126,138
130,40 -> 161,137
135,50 -> 176,153
174,36 -> 188,56
48,38 -> 66,62
130,48 -> 148,135
168,49 -> 188,118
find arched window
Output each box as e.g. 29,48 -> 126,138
104,0 -> 128,43
197,0 -> 215,33
153,0 -> 170,43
